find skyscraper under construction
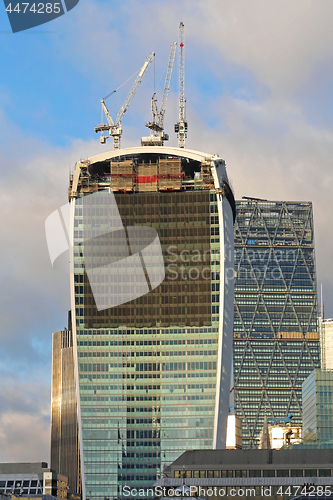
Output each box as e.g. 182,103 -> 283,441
50,146 -> 236,500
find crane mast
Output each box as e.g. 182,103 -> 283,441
94,52 -> 155,149
159,42 -> 177,130
143,42 -> 177,146
175,22 -> 187,148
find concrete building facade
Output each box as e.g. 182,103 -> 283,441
321,320 -> 333,369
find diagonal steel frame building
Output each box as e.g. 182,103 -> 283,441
233,200 -> 320,448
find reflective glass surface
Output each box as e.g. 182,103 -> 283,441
233,201 -> 320,448
74,186 -> 230,499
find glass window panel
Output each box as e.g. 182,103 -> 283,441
249,470 -> 261,477
319,469 -> 331,477
235,470 -> 247,478
277,470 -> 289,477
263,470 -> 275,477
304,469 -> 317,477
291,470 -> 303,477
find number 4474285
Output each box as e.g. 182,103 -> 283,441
6,3 -> 61,13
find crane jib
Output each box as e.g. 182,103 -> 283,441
139,62 -> 149,77
95,52 -> 154,148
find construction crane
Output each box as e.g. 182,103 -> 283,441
174,22 -> 187,148
143,42 -> 177,146
268,413 -> 294,426
94,52 -> 155,149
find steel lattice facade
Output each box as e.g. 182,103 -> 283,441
233,200 -> 320,448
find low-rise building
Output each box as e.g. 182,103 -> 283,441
0,463 -> 67,499
154,449 -> 333,500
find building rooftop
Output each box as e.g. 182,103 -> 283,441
169,448 -> 333,468
0,463 -> 49,474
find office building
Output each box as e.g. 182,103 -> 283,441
302,369 -> 333,445
233,200 -> 320,448
321,320 -> 333,369
226,415 -> 242,449
0,462 -> 67,498
51,146 -> 235,500
50,330 -> 80,496
155,448 -> 333,500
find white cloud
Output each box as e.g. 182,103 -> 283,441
0,377 -> 50,462
138,0 -> 333,97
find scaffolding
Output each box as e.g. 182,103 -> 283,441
158,158 -> 182,191
110,160 -> 135,192
201,161 -> 214,190
72,160 -> 98,198
108,158 -> 184,192
137,163 -> 158,192
73,157 -> 197,196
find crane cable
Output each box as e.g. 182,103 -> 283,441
102,66 -> 144,101
153,57 -> 169,96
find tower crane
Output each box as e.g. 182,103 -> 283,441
94,52 -> 155,149
174,22 -> 187,148
143,42 -> 177,146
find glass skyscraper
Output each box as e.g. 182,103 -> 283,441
303,369 -> 333,445
51,146 -> 235,500
51,330 -> 80,495
233,200 -> 320,448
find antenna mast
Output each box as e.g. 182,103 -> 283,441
175,22 -> 187,148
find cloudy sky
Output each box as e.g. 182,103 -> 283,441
1,0 -> 333,462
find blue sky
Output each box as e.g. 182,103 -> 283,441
1,0 -> 333,461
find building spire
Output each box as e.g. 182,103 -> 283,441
260,404 -> 271,449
